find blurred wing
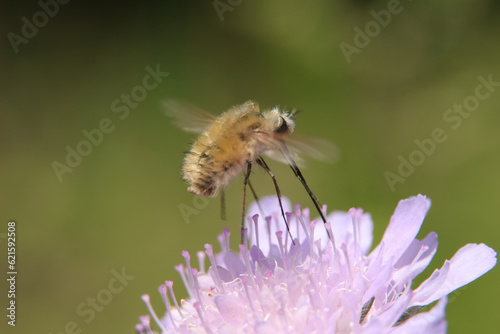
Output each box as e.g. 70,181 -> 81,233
282,135 -> 339,163
260,134 -> 339,167
163,99 -> 216,133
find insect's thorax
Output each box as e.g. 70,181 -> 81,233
182,106 -> 294,196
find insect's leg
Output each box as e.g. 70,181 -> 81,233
220,189 -> 226,220
241,162 -> 252,244
255,157 -> 295,244
280,145 -> 332,240
247,180 -> 265,219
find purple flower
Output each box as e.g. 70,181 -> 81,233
137,195 -> 496,333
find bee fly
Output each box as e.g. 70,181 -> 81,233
165,100 -> 336,242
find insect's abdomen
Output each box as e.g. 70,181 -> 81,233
183,140 -> 250,196
182,137 -> 251,198
182,108 -> 267,196
182,142 -> 216,196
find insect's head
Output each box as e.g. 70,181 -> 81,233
262,107 -> 296,135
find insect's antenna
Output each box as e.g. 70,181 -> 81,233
280,144 -> 332,240
255,157 -> 295,244
220,189 -> 226,220
241,163 -> 252,244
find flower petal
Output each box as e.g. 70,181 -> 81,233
214,294 -> 246,326
361,319 -> 384,334
411,243 -> 497,306
358,212 -> 374,255
371,194 -> 431,265
246,196 -> 293,254
321,211 -> 374,254
392,232 -> 438,284
389,297 -> 448,334
375,288 -> 413,329
139,195 -> 497,334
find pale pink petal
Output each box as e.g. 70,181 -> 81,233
392,232 -> 438,284
315,211 -> 373,255
375,289 -> 412,328
214,294 -> 246,325
360,319 -> 384,334
246,195 -> 293,255
372,195 -> 431,265
358,212 -> 374,255
389,297 -> 448,334
411,243 -> 497,306
139,195 -> 496,334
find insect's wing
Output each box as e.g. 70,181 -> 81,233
163,99 -> 216,133
282,135 -> 339,164
260,134 -> 339,167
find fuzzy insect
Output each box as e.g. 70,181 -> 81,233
165,100 -> 336,240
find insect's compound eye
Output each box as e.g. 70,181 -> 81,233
275,116 -> 289,133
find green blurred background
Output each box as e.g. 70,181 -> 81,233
1,0 -> 499,333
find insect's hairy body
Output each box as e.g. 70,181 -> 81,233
182,101 -> 295,197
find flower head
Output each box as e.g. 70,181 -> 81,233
137,195 -> 496,333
